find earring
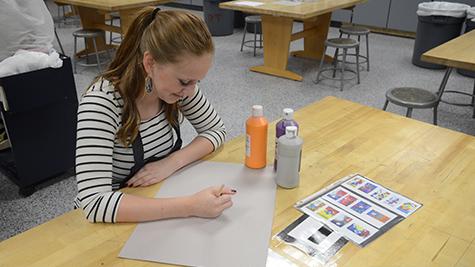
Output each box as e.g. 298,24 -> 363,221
145,77 -> 153,94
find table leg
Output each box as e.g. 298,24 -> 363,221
76,7 -> 107,57
119,8 -> 142,34
250,15 -> 302,81
291,13 -> 332,62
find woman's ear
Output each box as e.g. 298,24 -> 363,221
142,51 -> 155,76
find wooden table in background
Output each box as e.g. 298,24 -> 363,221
220,0 -> 364,81
54,0 -> 171,57
421,29 -> 475,118
1,97 -> 475,266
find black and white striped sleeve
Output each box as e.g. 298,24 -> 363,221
75,90 -> 122,223
179,86 -> 226,150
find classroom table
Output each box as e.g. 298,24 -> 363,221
1,96 -> 475,266
54,0 -> 171,57
421,29 -> 475,118
220,0 -> 365,81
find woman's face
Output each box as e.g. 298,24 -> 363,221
145,52 -> 213,104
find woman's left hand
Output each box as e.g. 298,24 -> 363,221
126,157 -> 178,187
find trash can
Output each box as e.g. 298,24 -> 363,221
203,0 -> 234,36
457,7 -> 475,77
412,2 -> 470,69
234,11 -> 245,28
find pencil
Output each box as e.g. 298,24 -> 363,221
217,184 -> 225,196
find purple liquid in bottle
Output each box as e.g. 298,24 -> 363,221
274,108 -> 298,171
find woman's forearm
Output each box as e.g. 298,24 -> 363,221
169,136 -> 214,170
116,194 -> 193,222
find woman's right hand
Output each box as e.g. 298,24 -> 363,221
188,186 -> 236,218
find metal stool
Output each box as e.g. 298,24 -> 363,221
109,12 -> 122,45
240,15 -> 263,57
314,38 -> 360,91
72,29 -> 111,73
383,87 -> 440,125
339,25 -> 370,71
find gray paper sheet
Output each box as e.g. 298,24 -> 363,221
119,161 -> 277,267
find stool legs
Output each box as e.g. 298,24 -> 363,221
332,48 -> 339,78
472,80 -> 475,118
91,37 -> 102,73
406,108 -> 413,118
383,100 -> 389,110
356,46 -> 360,84
240,22 -> 248,52
315,45 -> 327,84
340,48 -> 348,91
73,36 -> 78,74
253,23 -> 257,57
365,34 -> 370,71
433,105 -> 438,125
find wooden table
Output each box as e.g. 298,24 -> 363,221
421,30 -> 475,118
54,0 -> 171,57
220,0 -> 364,81
1,96 -> 475,266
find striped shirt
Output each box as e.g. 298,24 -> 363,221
74,78 -> 226,223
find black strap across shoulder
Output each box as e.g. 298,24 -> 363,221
119,122 -> 182,188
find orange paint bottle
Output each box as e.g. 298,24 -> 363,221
245,105 -> 268,169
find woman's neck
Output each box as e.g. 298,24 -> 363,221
136,91 -> 161,121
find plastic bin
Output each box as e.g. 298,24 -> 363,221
457,8 -> 475,77
0,55 -> 78,196
412,2 -> 470,69
203,0 -> 234,36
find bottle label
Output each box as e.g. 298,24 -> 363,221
246,134 -> 251,157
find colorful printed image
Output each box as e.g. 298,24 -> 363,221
330,214 -> 353,227
317,206 -> 339,220
358,183 -> 377,193
351,201 -> 371,214
367,209 -> 390,223
339,195 -> 357,206
384,196 -> 401,207
397,202 -> 417,214
327,189 -> 347,200
347,223 -> 370,238
348,177 -> 364,188
306,200 -> 325,212
370,189 -> 391,201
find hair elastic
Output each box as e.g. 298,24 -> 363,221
148,7 -> 161,25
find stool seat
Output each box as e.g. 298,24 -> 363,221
72,28 -> 110,73
240,15 -> 263,57
245,15 -> 261,23
326,38 -> 359,48
340,25 -> 370,35
386,87 -> 438,108
110,12 -> 120,19
73,29 -> 105,38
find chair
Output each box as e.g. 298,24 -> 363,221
314,38 -> 361,91
382,68 -> 454,125
240,15 -> 263,57
336,6 -> 370,71
72,29 -> 111,73
0,55 -> 78,196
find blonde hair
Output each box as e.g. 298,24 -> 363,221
101,8 -> 214,146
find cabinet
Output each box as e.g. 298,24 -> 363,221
353,0 -> 391,28
387,0 -> 425,32
331,0 -> 475,33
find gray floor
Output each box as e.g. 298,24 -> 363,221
1,3 -> 474,242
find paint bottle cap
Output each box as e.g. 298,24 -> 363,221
285,126 -> 298,138
283,108 -> 294,120
252,105 -> 263,117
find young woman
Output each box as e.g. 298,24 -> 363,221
74,8 -> 235,223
